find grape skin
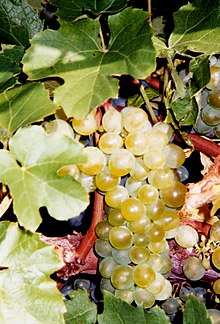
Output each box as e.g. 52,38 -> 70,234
183,256 -> 205,281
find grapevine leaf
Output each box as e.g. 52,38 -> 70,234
189,56 -> 210,92
127,87 -> 159,108
22,8 -> 156,118
0,221 -> 66,324
0,0 -> 43,47
64,289 -> 97,324
169,0 -> 220,54
0,125 -> 89,232
0,82 -> 56,140
183,295 -> 212,324
145,306 -> 170,324
98,290 -> 146,324
0,46 -> 24,92
169,89 -> 197,126
84,0 -> 127,14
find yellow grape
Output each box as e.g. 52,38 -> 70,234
146,272 -> 165,295
145,128 -> 169,148
105,185 -> 129,208
95,167 -> 120,191
143,148 -> 166,169
129,246 -> 150,264
78,147 -> 106,175
210,220 -> 220,241
127,215 -> 151,233
109,226 -> 133,250
212,247 -> 220,270
122,108 -> 151,132
98,132 -> 123,154
102,109 -> 122,133
160,180 -> 186,208
125,130 -> 149,155
72,112 -> 97,135
137,184 -> 159,205
121,197 -> 146,222
108,149 -> 135,176
155,210 -> 180,231
108,208 -> 126,226
147,224 -> 165,243
130,157 -> 150,181
148,168 -> 174,189
163,144 -> 185,169
145,199 -> 165,221
111,265 -> 134,290
95,220 -> 113,240
213,278 -> 220,294
134,288 -> 155,308
132,263 -> 156,288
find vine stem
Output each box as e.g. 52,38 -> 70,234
188,133 -> 220,157
139,83 -> 158,124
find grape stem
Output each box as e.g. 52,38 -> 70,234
139,83 -> 158,124
188,133 -> 220,157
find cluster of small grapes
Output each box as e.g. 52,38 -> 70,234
70,106 -> 192,308
194,58 -> 220,137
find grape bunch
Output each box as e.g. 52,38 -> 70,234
71,106 -> 190,308
194,58 -> 220,137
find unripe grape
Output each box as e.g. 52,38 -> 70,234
95,220 -> 113,240
183,256 -> 205,281
134,288 -> 155,308
111,264 -> 134,290
99,257 -> 119,278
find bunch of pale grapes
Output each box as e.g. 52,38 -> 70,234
71,106 -> 192,308
194,58 -> 220,137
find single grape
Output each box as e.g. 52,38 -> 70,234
125,130 -> 149,155
153,122 -> 174,141
146,272 -> 165,295
102,109 -> 122,133
147,224 -> 165,243
208,89 -> 220,108
111,248 -> 131,265
212,247 -> 220,270
137,184 -> 159,205
73,279 -> 91,290
207,309 -> 220,324
105,185 -> 129,208
154,278 -> 172,301
108,149 -> 135,176
78,172 -> 97,192
159,254 -> 172,274
179,286 -> 194,302
148,168 -> 174,189
95,239 -> 112,257
201,104 -> 220,126
194,113 -> 215,135
161,297 -> 180,315
130,157 -> 150,181
132,263 -> 155,288
183,256 -> 205,281
95,167 -> 120,192
98,132 -> 123,154
146,253 -> 164,271
145,128 -> 169,148
194,287 -> 207,303
111,264 -> 134,290
133,230 -> 150,246
160,181 -> 187,208
122,108 -> 150,132
213,278 -> 220,295
206,65 -> 220,89
95,220 -> 113,240
115,288 -> 134,304
78,147 -> 106,175
108,208 -> 126,227
125,177 -> 144,197
127,215 -> 151,233
175,166 -> 189,182
100,278 -> 115,294
121,197 -> 146,221
134,288 -> 155,308
143,148 -> 166,169
210,220 -> 220,241
109,226 -> 133,250
163,144 -> 186,169
145,199 -> 165,221
155,210 -> 180,231
72,112 -> 97,135
99,257 -> 119,279
148,238 -> 167,253
129,246 -> 150,264
175,225 -> 199,248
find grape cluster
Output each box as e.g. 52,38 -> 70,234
194,58 -> 220,137
71,106 -> 189,308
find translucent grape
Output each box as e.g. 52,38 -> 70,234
161,298 -> 180,315
99,257 -> 119,278
108,149 -> 135,176
137,184 -> 159,205
183,256 -> 205,281
111,264 -> 134,290
105,185 -> 129,208
115,289 -> 134,304
95,220 -> 113,240
148,238 -> 167,253
143,148 -> 166,169
98,132 -> 123,154
212,247 -> 220,270
145,199 -> 165,221
155,210 -> 180,231
160,180 -> 186,208
207,65 -> 220,89
154,278 -> 172,301
109,226 -> 133,250
153,122 -> 174,141
146,253 -> 164,271
146,272 -> 165,295
102,109 -> 122,133
127,215 -> 151,233
78,147 -> 106,175
100,278 -> 115,293
95,239 -> 112,257
175,225 -> 199,248
159,254 -> 172,274
123,108 -> 150,132
201,104 -> 220,126
194,113 -> 215,134
125,130 -> 149,155
175,166 -> 189,182
210,220 -> 220,241
163,144 -> 185,169
130,157 -> 150,181
145,128 -> 169,148
147,224 -> 165,243
134,288 -> 155,308
148,168 -> 174,189
95,167 -> 120,192
112,248 -> 131,265
129,246 -> 150,264
72,113 -> 97,135
133,231 -> 150,246
108,208 -> 126,226
121,197 -> 146,221
132,264 -> 155,288
213,278 -> 220,294
208,309 -> 220,324
208,89 -> 220,108
125,177 -> 144,197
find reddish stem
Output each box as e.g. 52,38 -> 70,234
188,133 -> 220,157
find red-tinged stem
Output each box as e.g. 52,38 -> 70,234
188,133 -> 220,157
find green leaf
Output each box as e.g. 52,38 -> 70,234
0,82 -> 56,140
189,55 -> 210,91
98,290 -> 147,324
127,87 -> 159,108
22,8 -> 156,118
0,0 -> 43,47
0,125 -> 89,231
169,89 -> 197,126
146,306 -> 170,324
169,0 -> 220,54
0,46 -> 24,92
51,0 -> 127,22
64,289 -> 97,324
0,221 -> 66,324
183,295 -> 212,324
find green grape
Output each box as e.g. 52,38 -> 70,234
160,180 -> 186,208
210,220 -> 220,241
72,112 -> 97,135
112,248 -> 131,265
111,264 -> 134,290
145,199 -> 165,221
207,65 -> 220,89
154,278 -> 172,301
155,210 -> 180,231
95,220 -> 113,240
183,256 -> 205,281
95,239 -> 113,257
153,122 -> 174,141
194,113 -> 214,134
102,109 -> 122,133
130,157 -> 150,181
208,309 -> 220,324
108,149 -> 135,176
212,247 -> 220,270
127,215 -> 151,233
95,167 -> 120,192
108,208 -> 126,226
137,184 -> 159,205
147,224 -> 165,243
143,148 -> 166,169
146,253 -> 164,271
159,254 -> 172,274
146,272 -> 165,295
163,144 -> 185,169
146,128 -> 169,148
132,263 -> 156,288
129,246 -> 150,264
109,226 -> 133,250
201,104 -> 220,126
78,147 -> 106,175
134,288 -> 155,308
105,185 -> 129,208
214,123 -> 220,138
148,238 -> 167,253
98,132 -> 123,154
125,177 -> 145,197
125,130 -> 149,155
165,227 -> 178,239
115,289 -> 134,304
100,278 -> 115,294
213,279 -> 220,294
121,197 -> 146,221
99,257 -> 119,278
175,225 -> 199,248
133,230 -> 150,246
122,108 -> 151,132
148,168 -> 174,189
208,89 -> 220,108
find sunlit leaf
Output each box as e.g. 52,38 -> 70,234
183,295 -> 212,324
